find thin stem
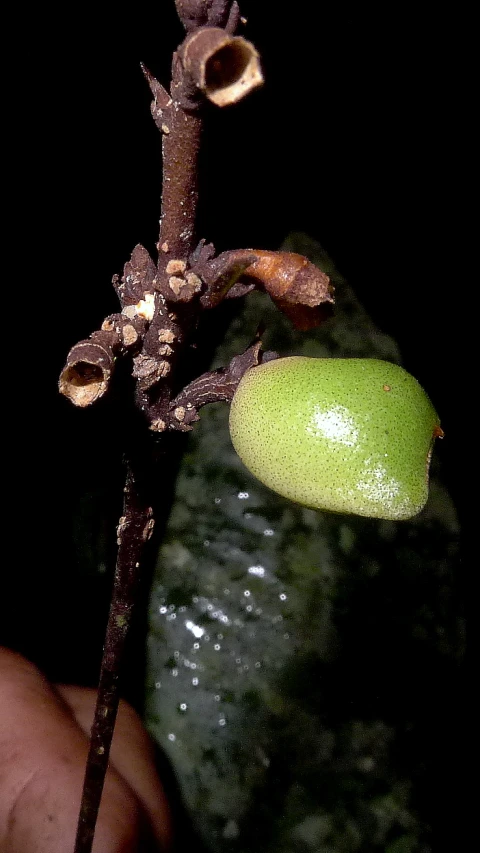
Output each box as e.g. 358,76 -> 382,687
159,88 -> 202,258
74,465 -> 154,853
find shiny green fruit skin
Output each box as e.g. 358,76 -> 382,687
229,357 -> 440,520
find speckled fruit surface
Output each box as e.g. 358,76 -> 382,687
229,357 -> 440,520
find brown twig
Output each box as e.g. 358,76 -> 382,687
67,6 -> 265,851
74,464 -> 154,853
58,315 -> 147,407
167,339 -> 278,430
198,248 -> 334,328
59,3 -> 334,850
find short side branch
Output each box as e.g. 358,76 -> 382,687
59,316 -> 147,407
168,339 -> 277,429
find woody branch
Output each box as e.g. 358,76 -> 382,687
58,2 -> 334,851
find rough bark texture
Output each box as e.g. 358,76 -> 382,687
60,3 -> 334,850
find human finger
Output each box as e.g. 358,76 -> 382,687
0,648 -> 150,853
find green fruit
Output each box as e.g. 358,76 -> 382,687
228,357 -> 441,520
